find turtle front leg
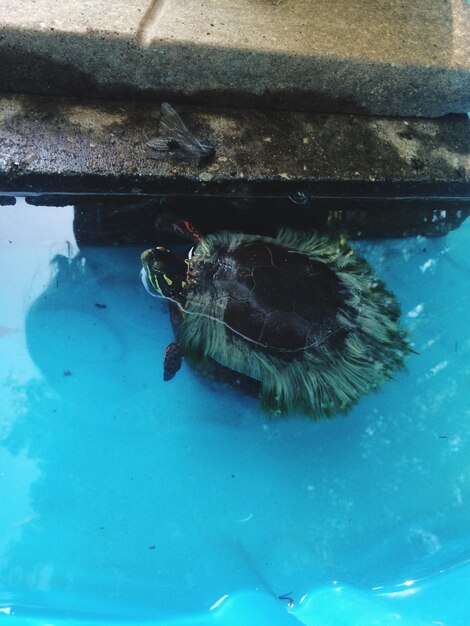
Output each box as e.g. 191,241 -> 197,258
163,341 -> 183,381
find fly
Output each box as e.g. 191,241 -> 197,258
146,102 -> 215,166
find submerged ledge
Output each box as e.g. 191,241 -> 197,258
0,93 -> 469,241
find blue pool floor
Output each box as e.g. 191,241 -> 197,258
1,200 -> 470,625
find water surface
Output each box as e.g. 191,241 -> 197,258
1,199 -> 470,624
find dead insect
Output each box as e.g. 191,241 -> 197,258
146,102 -> 215,166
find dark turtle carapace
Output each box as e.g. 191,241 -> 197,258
141,218 -> 411,419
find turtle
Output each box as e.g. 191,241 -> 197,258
140,217 -> 411,419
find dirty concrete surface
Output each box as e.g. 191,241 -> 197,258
0,93 -> 469,196
0,0 -> 468,116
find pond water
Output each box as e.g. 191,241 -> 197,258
1,198 -> 470,625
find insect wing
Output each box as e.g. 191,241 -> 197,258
145,136 -> 175,161
159,102 -> 210,161
146,137 -> 172,151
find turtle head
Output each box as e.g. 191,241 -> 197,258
141,247 -> 187,301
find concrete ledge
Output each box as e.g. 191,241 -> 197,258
0,0 -> 469,116
0,93 -> 469,195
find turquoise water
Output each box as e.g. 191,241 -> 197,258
1,198 -> 470,625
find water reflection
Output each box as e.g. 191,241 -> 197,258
1,202 -> 470,619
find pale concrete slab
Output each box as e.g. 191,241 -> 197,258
144,0 -> 468,65
0,0 -> 468,116
0,0 -> 145,34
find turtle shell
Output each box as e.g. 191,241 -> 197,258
152,227 -> 411,418
192,239 -> 355,358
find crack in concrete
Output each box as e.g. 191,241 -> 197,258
137,0 -> 171,48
